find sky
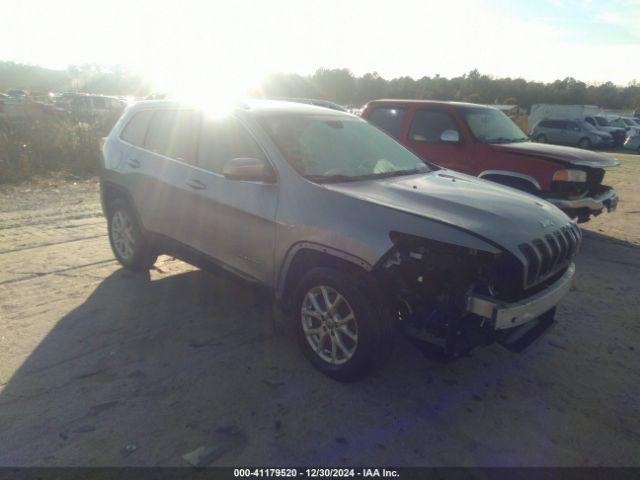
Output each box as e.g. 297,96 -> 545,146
1,0 -> 639,96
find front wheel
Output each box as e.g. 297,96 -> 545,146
292,267 -> 393,381
107,199 -> 157,271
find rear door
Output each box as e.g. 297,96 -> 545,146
404,108 -> 470,172
118,108 -> 156,228
541,120 -> 561,144
181,115 -> 279,284
131,108 -> 201,242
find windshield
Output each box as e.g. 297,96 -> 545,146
461,108 -> 528,144
595,116 -> 610,127
257,115 -> 432,182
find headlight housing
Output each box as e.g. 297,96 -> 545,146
552,169 -> 587,182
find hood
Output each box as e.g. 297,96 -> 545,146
490,141 -> 619,168
325,170 -> 572,254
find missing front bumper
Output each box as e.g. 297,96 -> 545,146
466,263 -> 575,330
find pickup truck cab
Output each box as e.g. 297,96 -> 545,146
362,100 -> 619,223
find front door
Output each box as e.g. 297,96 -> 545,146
404,108 -> 471,173
181,115 -> 279,284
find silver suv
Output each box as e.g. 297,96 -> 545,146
101,100 -> 580,381
532,119 -> 614,149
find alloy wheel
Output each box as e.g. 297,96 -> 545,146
301,285 -> 359,365
111,210 -> 136,261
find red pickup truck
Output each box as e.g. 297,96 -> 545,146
361,100 -> 619,222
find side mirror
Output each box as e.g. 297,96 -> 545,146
440,129 -> 461,143
222,157 -> 276,183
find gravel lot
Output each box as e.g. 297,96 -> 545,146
1,153 -> 639,467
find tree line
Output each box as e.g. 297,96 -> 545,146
1,62 -> 639,111
258,69 -> 640,111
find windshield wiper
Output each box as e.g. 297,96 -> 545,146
485,137 -> 528,144
305,174 -> 363,184
368,167 -> 430,179
306,166 -> 430,184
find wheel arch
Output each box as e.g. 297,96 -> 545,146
276,243 -> 373,309
100,180 -> 144,227
478,170 -> 541,193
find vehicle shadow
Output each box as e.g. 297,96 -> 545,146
1,229 -> 639,466
0,265 -> 294,466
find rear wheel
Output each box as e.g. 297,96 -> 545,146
292,267 -> 393,381
107,199 -> 157,271
536,134 -> 547,143
578,137 -> 591,149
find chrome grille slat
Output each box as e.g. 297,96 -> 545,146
555,230 -> 568,260
565,227 -> 577,255
545,234 -> 560,270
533,239 -> 552,276
519,223 -> 580,288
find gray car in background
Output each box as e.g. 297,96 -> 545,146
532,119 -> 613,149
101,100 -> 580,380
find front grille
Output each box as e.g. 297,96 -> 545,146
519,223 -> 581,287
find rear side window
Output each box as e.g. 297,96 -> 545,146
145,109 -> 200,163
541,120 -> 563,129
120,110 -> 154,146
367,107 -> 406,138
197,117 -> 265,174
409,109 -> 459,142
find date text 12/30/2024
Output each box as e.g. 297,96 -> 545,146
234,469 -> 400,478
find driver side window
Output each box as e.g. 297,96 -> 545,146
409,110 -> 459,143
197,117 -> 265,174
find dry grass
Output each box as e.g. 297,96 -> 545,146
0,109 -> 120,183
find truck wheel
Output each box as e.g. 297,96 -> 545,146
578,138 -> 591,149
536,134 -> 547,143
292,267 -> 393,381
107,199 -> 157,271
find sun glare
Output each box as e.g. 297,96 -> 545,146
147,60 -> 264,115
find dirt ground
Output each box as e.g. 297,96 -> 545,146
1,153 -> 639,467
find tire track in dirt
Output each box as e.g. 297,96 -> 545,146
0,234 -> 108,255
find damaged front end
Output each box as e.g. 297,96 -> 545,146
375,232 -> 563,360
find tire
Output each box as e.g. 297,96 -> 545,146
107,198 -> 157,271
578,137 -> 591,149
291,267 -> 393,381
536,134 -> 547,144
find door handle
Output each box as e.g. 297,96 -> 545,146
186,178 -> 207,190
127,158 -> 141,168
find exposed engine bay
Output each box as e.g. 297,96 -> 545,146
376,232 -> 557,359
